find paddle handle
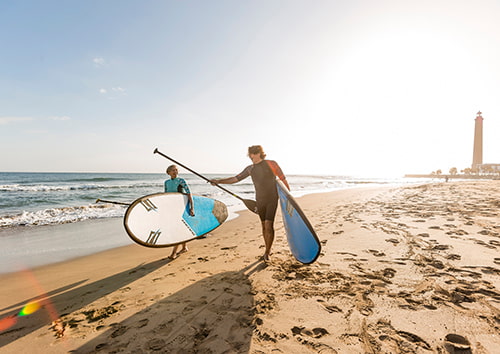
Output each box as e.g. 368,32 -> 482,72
154,148 -> 243,201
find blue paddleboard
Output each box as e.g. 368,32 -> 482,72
124,193 -> 228,248
276,180 -> 321,264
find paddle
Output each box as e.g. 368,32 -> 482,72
153,148 -> 258,214
95,199 -> 130,206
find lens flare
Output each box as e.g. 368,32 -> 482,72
0,301 -> 42,332
1,269 -> 61,333
18,301 -> 41,317
0,315 -> 17,331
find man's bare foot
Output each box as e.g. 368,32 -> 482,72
167,253 -> 178,260
178,248 -> 188,254
262,253 -> 270,262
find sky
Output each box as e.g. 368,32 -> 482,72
1,0 -> 500,177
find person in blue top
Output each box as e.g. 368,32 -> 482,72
165,164 -> 194,259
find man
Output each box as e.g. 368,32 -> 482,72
210,145 -> 289,261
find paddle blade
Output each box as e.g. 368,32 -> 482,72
243,199 -> 258,214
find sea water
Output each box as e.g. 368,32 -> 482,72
0,172 -> 428,273
0,172 -> 423,227
0,172 -> 428,228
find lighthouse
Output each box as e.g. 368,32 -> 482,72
472,111 -> 483,170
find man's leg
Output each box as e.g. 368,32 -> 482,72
262,220 -> 274,261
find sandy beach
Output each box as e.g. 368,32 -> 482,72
1,181 -> 499,353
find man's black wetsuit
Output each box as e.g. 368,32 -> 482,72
235,160 -> 285,222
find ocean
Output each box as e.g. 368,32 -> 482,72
0,172 -> 422,228
0,172 -> 427,273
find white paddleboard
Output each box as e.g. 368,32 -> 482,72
124,193 -> 228,248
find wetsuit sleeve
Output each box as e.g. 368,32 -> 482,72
266,160 -> 290,190
179,178 -> 191,194
235,165 -> 252,182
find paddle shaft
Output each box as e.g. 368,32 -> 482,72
154,148 -> 258,213
95,199 -> 130,206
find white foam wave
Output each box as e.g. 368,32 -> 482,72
0,182 -> 158,192
0,204 -> 125,228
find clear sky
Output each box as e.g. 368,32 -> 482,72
1,0 -> 499,177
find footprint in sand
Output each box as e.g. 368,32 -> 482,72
444,333 -> 471,353
446,230 -> 468,236
382,268 -> 397,278
432,244 -> 451,250
473,239 -> 496,249
147,338 -> 167,351
317,299 -> 343,313
385,238 -> 400,245
291,326 -> 329,338
110,324 -> 128,338
82,305 -> 120,323
136,318 -> 149,328
368,249 -> 386,257
337,251 -> 357,256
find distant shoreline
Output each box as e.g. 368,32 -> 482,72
405,174 -> 500,180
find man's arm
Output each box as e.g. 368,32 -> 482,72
210,176 -> 238,185
267,160 -> 290,190
210,165 -> 251,185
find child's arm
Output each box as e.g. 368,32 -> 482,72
187,193 -> 195,216
178,178 -> 195,216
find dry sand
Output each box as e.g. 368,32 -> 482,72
1,181 -> 499,353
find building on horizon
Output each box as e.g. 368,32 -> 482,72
471,111 -> 500,173
472,111 -> 483,169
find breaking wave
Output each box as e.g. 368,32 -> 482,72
0,204 -> 126,228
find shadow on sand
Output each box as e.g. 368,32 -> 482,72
73,261 -> 264,353
0,258 -> 170,348
0,279 -> 88,313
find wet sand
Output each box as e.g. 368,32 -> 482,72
1,181 -> 499,353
